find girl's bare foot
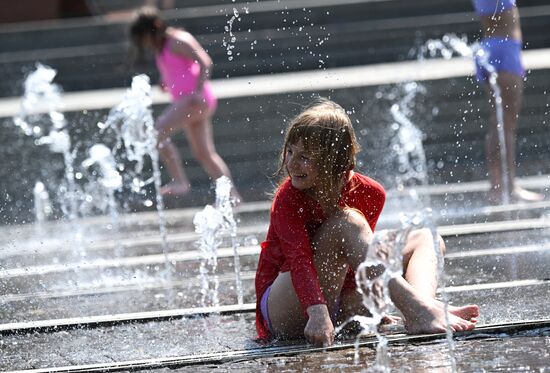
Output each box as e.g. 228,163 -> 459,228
511,186 -> 544,203
160,182 -> 191,196
488,186 -> 544,205
444,302 -> 479,322
403,298 -> 478,334
381,314 -> 401,325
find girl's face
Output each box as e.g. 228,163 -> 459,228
285,140 -> 321,192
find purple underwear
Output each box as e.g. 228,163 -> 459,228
260,284 -> 342,336
260,285 -> 275,334
472,0 -> 515,16
475,37 -> 524,82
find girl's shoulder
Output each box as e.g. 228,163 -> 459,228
351,172 -> 385,193
165,29 -> 194,49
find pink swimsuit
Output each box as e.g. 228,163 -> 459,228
155,41 -> 217,110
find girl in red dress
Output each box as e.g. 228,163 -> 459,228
255,99 -> 479,346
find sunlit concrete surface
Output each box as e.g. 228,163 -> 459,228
2,48 -> 550,117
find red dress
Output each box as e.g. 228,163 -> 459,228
255,172 -> 386,339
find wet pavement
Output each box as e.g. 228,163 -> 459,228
1,187 -> 549,372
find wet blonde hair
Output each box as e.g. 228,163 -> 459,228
277,98 -> 360,200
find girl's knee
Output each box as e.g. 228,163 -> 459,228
407,228 -> 445,256
321,208 -> 368,239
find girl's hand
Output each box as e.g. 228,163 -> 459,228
305,304 -> 335,347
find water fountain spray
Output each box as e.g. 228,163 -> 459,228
13,64 -> 79,220
417,34 -> 511,205
82,144 -> 123,252
193,177 -> 242,307
194,204 -> 223,308
388,82 -> 457,371
215,176 -> 243,305
33,181 -> 52,238
350,228 -> 406,372
223,8 -> 241,62
421,208 -> 457,372
351,77 -> 458,370
99,74 -> 169,251
99,74 -> 173,287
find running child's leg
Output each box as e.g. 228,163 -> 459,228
157,138 -> 191,195
155,97 -> 205,195
184,116 -> 242,203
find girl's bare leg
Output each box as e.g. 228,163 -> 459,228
267,209 -> 371,341
184,115 -> 242,203
395,229 -> 479,333
157,138 -> 191,195
485,72 -> 543,204
267,211 -> 478,346
155,97 -> 205,196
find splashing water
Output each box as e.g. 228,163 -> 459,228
98,74 -> 173,288
361,82 -> 430,198
223,8 -> 241,62
352,72 -> 458,370
82,144 -> 122,191
215,176 -> 243,305
33,181 -> 52,222
193,177 -> 241,307
13,64 -> 79,220
390,102 -> 428,190
387,83 -> 457,372
194,205 -> 224,307
13,63 -> 62,136
417,33 -> 511,205
339,211 -> 453,372
352,229 -> 405,372
100,74 -> 169,250
472,45 -> 511,205
82,144 -> 123,251
418,208 -> 457,371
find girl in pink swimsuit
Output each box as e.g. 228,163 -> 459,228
130,7 -> 241,201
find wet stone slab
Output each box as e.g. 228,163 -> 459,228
4,227 -> 549,291
0,314 -> 258,371
1,232 -> 549,323
447,282 -> 550,325
0,277 -> 257,323
444,227 -> 550,253
445,249 -> 550,286
1,284 -> 549,371
185,329 -> 550,373
0,225 -> 267,270
0,251 -> 260,295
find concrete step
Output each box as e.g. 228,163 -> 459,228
1,283 -> 548,371
1,55 -> 549,225
1,2 -> 550,95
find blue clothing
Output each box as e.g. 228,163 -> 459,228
475,37 -> 524,82
472,0 -> 515,16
